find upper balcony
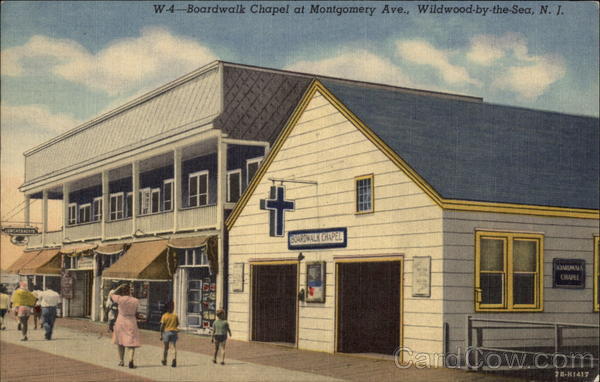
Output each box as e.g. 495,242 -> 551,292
24,138 -> 266,249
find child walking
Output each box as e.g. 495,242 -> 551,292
159,301 -> 179,367
211,309 -> 232,365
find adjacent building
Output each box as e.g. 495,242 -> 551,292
13,61 -> 316,331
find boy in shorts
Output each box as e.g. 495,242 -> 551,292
211,309 -> 232,365
159,301 -> 179,367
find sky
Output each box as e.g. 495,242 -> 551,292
1,1 -> 599,269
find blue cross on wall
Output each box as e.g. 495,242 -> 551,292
260,186 -> 295,237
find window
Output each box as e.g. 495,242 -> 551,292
109,192 -> 124,221
163,179 -> 173,211
227,169 -> 242,203
151,188 -> 160,214
125,192 -> 133,218
139,188 -> 151,215
475,231 -> 543,311
79,204 -> 91,223
355,174 -> 374,213
595,236 -> 599,312
177,247 -> 208,267
246,157 -> 263,186
189,171 -> 209,207
92,197 -> 102,222
67,203 -> 77,225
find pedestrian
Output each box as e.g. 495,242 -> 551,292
109,283 -> 140,368
0,285 -> 9,330
36,286 -> 61,340
32,286 -> 42,330
105,290 -> 118,333
159,301 -> 179,367
11,281 -> 36,341
211,309 -> 232,365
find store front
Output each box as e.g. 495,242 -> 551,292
170,236 -> 218,333
61,248 -> 96,317
101,240 -> 175,330
18,248 -> 64,315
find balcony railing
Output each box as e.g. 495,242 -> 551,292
105,218 -> 133,240
137,211 -> 174,234
65,222 -> 101,242
178,205 -> 217,230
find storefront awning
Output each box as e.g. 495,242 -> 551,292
168,235 -> 218,274
60,244 -> 97,257
19,249 -> 61,275
102,240 -> 174,280
5,250 -> 42,274
95,243 -> 129,255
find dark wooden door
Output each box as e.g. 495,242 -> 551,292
252,264 -> 297,343
338,261 -> 401,354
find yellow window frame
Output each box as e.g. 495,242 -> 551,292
594,236 -> 599,312
355,174 -> 374,214
475,231 -> 544,312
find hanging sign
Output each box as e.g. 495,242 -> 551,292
288,228 -> 347,250
553,258 -> 585,289
2,226 -> 39,235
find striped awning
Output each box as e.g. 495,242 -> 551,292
95,243 -> 129,255
19,249 -> 61,275
102,240 -> 174,280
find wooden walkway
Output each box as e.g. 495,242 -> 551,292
0,341 -> 152,382
58,318 -> 527,382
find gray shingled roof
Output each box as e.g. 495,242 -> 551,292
321,79 -> 599,210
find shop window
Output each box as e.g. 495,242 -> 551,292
79,203 -> 91,223
67,203 -> 77,225
177,247 -> 208,267
163,179 -> 173,211
246,157 -> 263,186
475,231 -> 543,311
189,171 -> 209,207
594,236 -> 599,312
355,174 -> 374,213
109,192 -> 124,220
227,169 -> 241,203
92,197 -> 102,222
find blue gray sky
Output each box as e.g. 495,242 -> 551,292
1,1 -> 598,255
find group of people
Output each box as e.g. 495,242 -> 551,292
106,283 -> 232,369
0,281 -> 61,341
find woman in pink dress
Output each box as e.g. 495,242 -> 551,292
109,283 -> 140,368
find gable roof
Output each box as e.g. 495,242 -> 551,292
226,80 -> 599,229
321,79 -> 599,211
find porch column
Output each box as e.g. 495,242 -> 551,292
24,194 -> 31,226
42,190 -> 48,246
102,170 -> 109,240
132,161 -> 139,236
216,137 -> 227,309
62,183 -> 70,243
173,148 -> 182,232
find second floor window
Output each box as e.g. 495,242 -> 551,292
189,171 -> 208,207
163,179 -> 173,211
227,169 -> 241,203
246,157 -> 263,186
67,203 -> 77,225
110,192 -> 124,220
93,197 -> 102,222
139,188 -> 151,215
125,192 -> 133,218
79,204 -> 91,223
356,174 -> 374,213
151,188 -> 160,213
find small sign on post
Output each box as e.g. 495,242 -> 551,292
552,258 -> 585,289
